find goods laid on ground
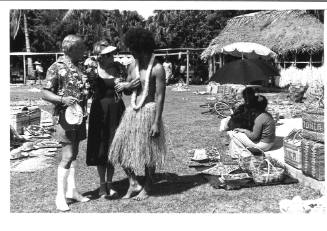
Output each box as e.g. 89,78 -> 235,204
267,108 -> 280,124
11,155 -> 54,173
171,82 -> 190,92
10,106 -> 41,134
10,139 -> 61,160
288,84 -> 307,103
283,129 -> 303,169
10,103 -> 61,172
201,162 -> 239,176
277,66 -> 323,88
279,196 -> 326,213
206,82 -> 244,99
261,94 -> 306,119
190,145 -> 296,190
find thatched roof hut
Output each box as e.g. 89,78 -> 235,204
201,10 -> 323,60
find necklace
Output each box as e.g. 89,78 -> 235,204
131,55 -> 155,110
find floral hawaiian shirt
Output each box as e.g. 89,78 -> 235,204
44,55 -> 88,115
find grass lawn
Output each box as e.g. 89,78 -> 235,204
10,84 -> 322,213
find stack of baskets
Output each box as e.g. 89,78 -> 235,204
10,106 -> 41,135
301,108 -> 325,181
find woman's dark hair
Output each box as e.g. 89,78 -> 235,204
242,87 -> 256,100
124,28 -> 156,54
255,95 -> 268,112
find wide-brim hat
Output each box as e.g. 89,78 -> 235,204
33,61 -> 41,65
100,46 -> 117,55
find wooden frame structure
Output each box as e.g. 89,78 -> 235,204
10,52 -> 64,84
154,48 -> 205,85
11,48 -> 207,85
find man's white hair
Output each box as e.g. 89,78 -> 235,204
62,34 -> 83,54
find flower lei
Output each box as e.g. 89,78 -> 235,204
131,55 -> 155,110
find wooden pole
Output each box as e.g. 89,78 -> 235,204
294,53 -> 297,66
213,54 -> 216,73
309,51 -> 312,68
186,49 -> 189,85
23,55 -> 26,84
208,57 -> 213,80
219,53 -> 222,69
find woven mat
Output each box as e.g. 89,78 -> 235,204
11,156 -> 54,172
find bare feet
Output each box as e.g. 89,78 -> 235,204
122,184 -> 142,199
133,188 -> 149,201
107,183 -> 118,198
99,183 -> 107,198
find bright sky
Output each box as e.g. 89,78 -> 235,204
135,7 -> 156,19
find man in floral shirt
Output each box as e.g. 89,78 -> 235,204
42,34 -> 90,211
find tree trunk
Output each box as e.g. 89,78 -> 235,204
114,10 -> 125,51
23,13 -> 34,79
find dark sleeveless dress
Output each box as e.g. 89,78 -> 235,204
86,77 -> 125,166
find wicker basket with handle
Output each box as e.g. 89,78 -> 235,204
283,129 -> 303,169
252,159 -> 285,185
301,138 -> 325,181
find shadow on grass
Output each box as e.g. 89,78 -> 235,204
80,172 -> 207,201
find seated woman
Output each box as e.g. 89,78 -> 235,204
228,95 -> 276,153
219,87 -> 257,131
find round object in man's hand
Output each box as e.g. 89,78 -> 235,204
65,103 -> 83,125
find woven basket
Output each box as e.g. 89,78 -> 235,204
302,129 -> 324,144
302,111 -> 324,133
238,154 -> 264,173
301,138 -> 325,181
283,129 -> 303,169
252,159 -> 285,185
267,108 -> 279,124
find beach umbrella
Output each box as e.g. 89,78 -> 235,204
210,59 -> 280,84
221,42 -> 277,60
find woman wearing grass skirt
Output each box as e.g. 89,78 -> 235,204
108,28 -> 167,200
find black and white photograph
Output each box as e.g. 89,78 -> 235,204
3,0 -> 326,222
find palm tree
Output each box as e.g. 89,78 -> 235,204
10,10 -> 34,78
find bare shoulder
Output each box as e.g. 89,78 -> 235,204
127,60 -> 136,73
152,60 -> 165,78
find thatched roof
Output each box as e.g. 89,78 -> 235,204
201,10 -> 323,60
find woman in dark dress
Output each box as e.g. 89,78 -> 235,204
86,40 -> 127,197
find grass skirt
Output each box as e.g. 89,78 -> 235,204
108,102 -> 166,171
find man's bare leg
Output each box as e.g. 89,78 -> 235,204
134,165 -> 155,201
122,168 -> 142,199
